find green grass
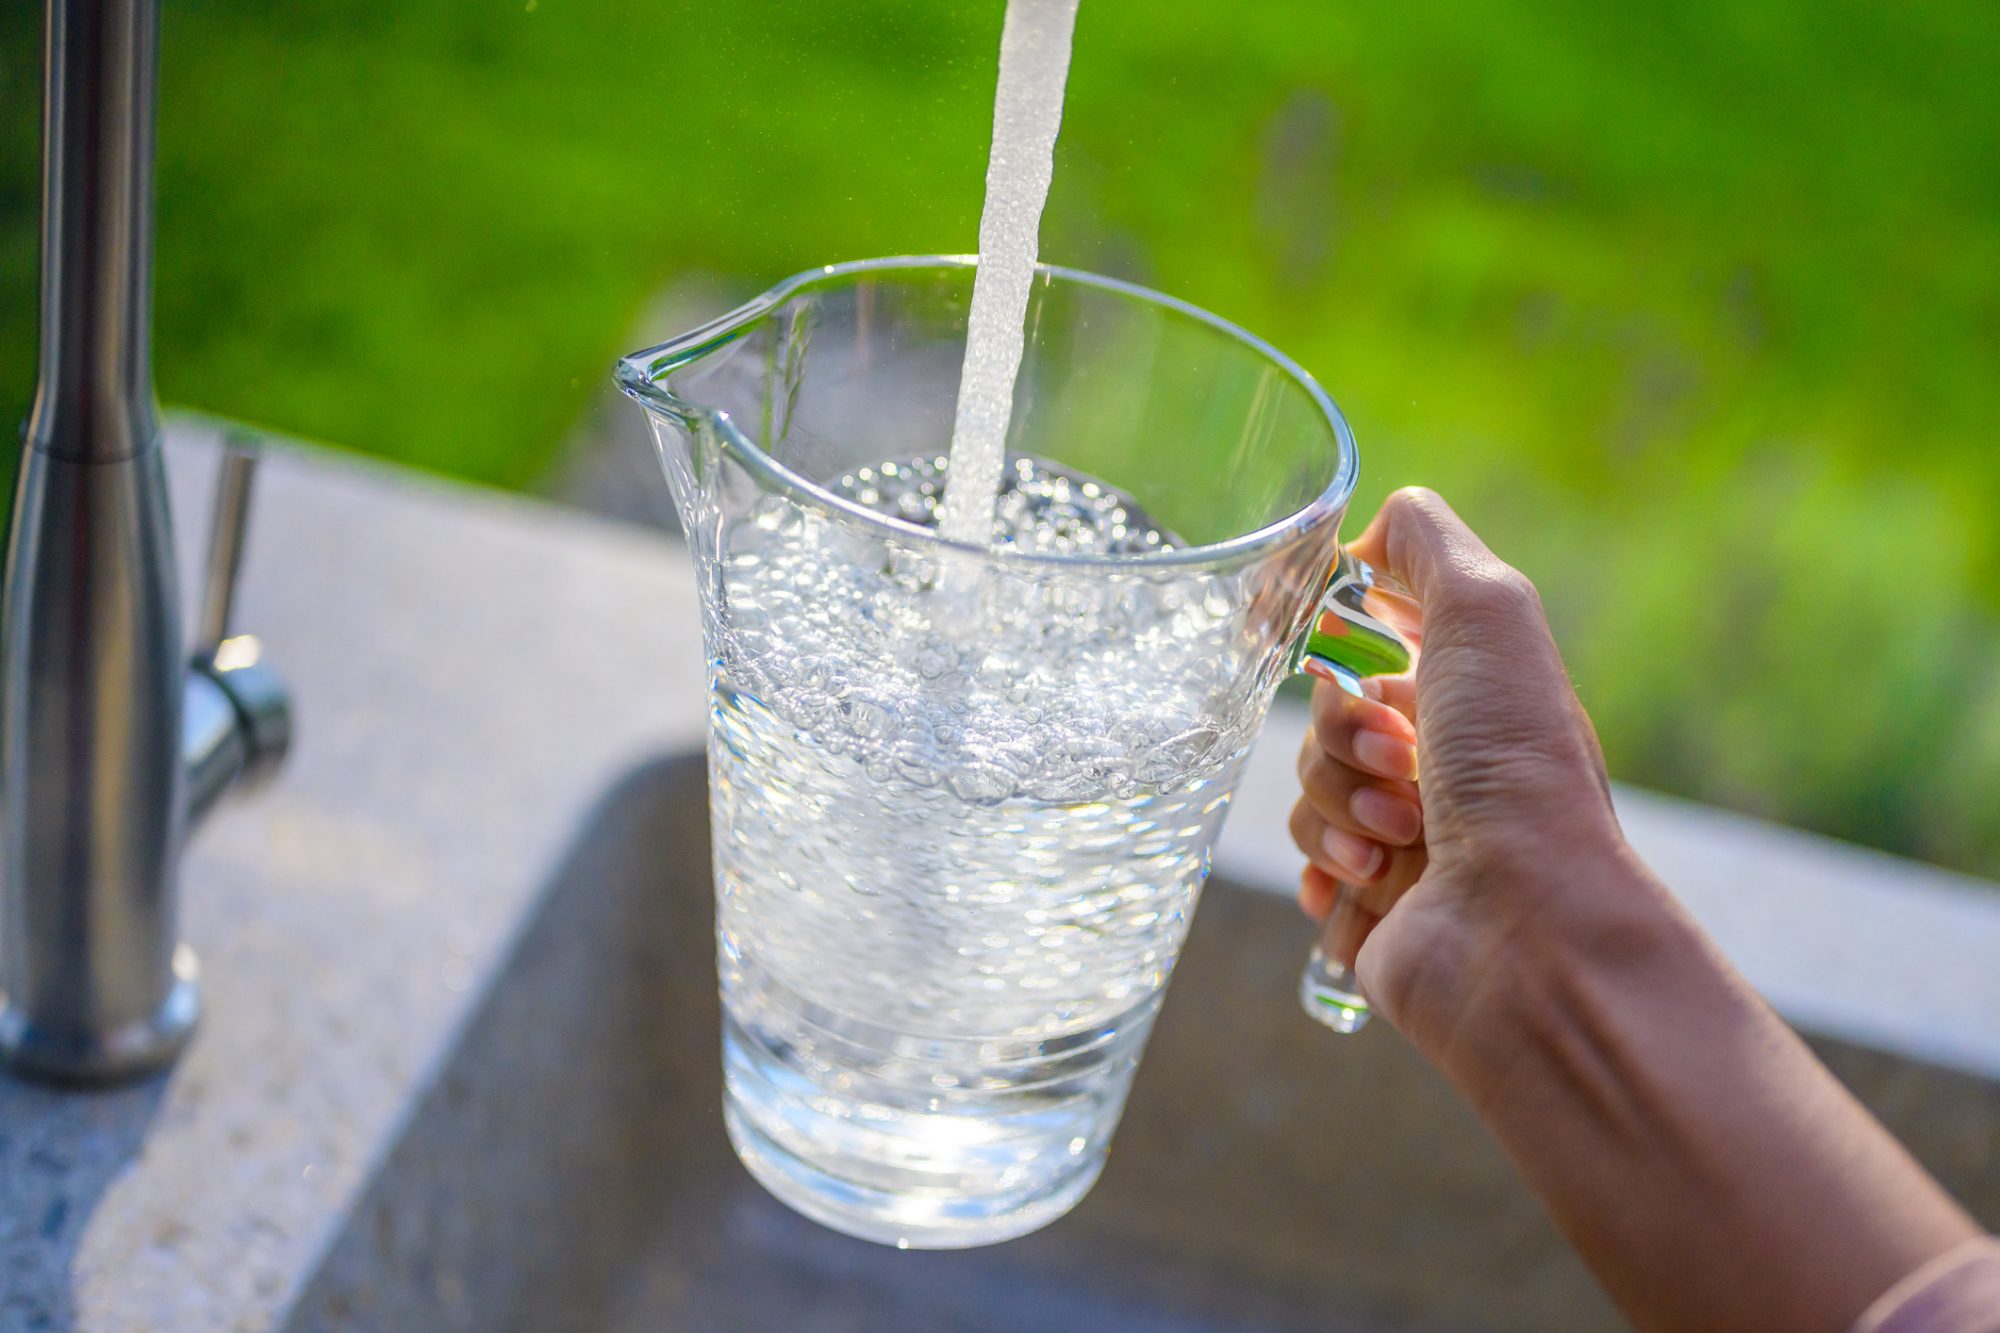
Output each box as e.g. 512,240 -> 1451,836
4,1 -> 1998,876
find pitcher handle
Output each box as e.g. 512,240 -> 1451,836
1297,548 -> 1411,689
1292,548 -> 1413,1034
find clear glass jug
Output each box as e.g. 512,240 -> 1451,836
617,257 -> 1406,1249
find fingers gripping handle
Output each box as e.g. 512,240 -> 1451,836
1295,548 -> 1412,1033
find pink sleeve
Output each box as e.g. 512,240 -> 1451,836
1852,1238 -> 2000,1333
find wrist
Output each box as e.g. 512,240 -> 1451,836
1401,844 -> 1984,1331
1410,843 -> 1703,1113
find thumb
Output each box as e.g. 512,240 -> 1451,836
1347,488 -> 1553,667
1347,488 -> 1607,794
1348,487 -> 1514,612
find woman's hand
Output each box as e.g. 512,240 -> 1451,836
1289,488 -> 1980,1331
1291,486 -> 1628,1060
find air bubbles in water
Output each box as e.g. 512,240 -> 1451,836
832,454 -> 1177,557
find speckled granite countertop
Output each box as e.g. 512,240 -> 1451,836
1,421 -> 707,1331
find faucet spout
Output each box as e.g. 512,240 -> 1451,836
0,0 -> 291,1087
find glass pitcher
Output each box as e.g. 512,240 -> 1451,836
616,257 -> 1407,1249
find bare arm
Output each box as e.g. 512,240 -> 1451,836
1291,488 -> 1979,1330
1440,851 -> 1975,1330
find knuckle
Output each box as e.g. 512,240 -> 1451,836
1380,487 -> 1449,570
1296,743 -> 1335,794
1386,485 -> 1448,522
1448,564 -> 1542,621
1287,799 -> 1318,852
1296,734 -> 1319,786
1311,698 -> 1352,757
1500,566 -> 1546,615
1301,753 -> 1363,817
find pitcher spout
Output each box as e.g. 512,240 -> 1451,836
614,304 -> 759,429
614,292 -> 769,529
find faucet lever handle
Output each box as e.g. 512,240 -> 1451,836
196,435 -> 260,658
185,431 -> 290,817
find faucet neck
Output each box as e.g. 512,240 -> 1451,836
27,0 -> 161,464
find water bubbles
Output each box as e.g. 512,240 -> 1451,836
986,741 -> 1042,782
1134,725 -> 1225,785
839,694 -> 898,740
948,762 -> 1015,806
832,454 -> 1176,557
1022,736 -> 1130,803
1109,715 -> 1171,757
1032,579 -> 1108,627
886,548 -> 942,592
915,644 -> 958,680
717,452 -> 1265,816
893,743 -> 944,788
752,495 -> 806,536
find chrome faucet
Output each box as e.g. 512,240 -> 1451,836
0,0 -> 290,1086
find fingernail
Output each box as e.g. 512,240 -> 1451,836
1320,826 -> 1385,882
1303,657 -> 1364,698
1351,787 -> 1422,844
1352,729 -> 1418,781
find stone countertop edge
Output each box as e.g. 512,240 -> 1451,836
1,420 -> 708,1332
1216,703 -> 2000,1083
4,417 -> 1997,1330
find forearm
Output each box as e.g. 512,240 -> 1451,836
1427,852 -> 1978,1331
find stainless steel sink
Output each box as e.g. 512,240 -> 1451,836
282,754 -> 1619,1331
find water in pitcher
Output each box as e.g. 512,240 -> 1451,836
714,456 -> 1261,1247
703,0 -> 1259,1249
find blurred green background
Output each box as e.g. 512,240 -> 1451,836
3,1 -> 1997,875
